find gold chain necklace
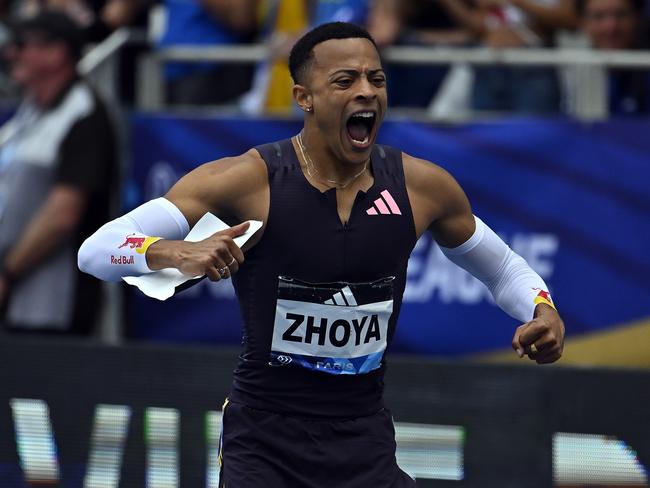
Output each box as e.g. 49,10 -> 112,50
297,132 -> 368,189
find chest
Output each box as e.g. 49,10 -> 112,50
259,173 -> 415,282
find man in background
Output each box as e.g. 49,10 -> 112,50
0,11 -> 117,335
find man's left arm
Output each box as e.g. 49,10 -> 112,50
405,153 -> 564,364
437,214 -> 565,364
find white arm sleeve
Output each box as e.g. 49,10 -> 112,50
78,198 -> 190,282
440,216 -> 554,323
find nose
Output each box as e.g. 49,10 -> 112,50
355,76 -> 377,102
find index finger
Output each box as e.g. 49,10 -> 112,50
221,221 -> 250,238
225,237 -> 245,263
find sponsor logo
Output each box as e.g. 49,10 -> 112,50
276,355 -> 292,365
533,288 -> 555,309
118,235 -> 160,255
118,235 -> 146,250
281,313 -> 382,348
366,189 -> 402,216
316,360 -> 355,371
111,255 -> 135,265
325,286 -> 358,306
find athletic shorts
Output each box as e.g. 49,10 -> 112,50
218,400 -> 416,487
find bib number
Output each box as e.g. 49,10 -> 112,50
270,276 -> 394,375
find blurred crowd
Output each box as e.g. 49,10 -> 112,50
0,0 -> 648,116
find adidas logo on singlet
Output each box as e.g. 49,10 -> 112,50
366,190 -> 402,216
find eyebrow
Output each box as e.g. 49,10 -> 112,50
328,68 -> 385,80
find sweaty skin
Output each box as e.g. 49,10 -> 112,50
145,37 -> 564,364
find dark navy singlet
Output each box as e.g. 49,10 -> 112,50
230,138 -> 417,418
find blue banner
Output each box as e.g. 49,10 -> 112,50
127,114 -> 650,357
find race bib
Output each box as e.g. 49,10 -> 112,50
270,276 -> 394,375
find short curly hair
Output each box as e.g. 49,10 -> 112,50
289,22 -> 378,85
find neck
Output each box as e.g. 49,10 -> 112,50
299,126 -> 370,184
297,132 -> 369,190
29,68 -> 75,107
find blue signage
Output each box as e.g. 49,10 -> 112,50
128,114 -> 650,356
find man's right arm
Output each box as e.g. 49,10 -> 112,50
78,150 -> 268,282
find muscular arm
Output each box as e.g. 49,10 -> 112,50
78,150 -> 268,282
404,154 -> 564,363
145,150 -> 268,273
403,153 -> 475,244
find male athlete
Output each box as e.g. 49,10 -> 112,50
79,22 -> 564,488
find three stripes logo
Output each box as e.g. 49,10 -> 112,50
366,190 -> 402,216
325,286 -> 358,306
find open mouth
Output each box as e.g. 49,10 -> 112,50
346,111 -> 376,148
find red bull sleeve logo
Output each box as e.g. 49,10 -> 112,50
117,234 -> 161,254
118,235 -> 146,249
532,288 -> 556,310
112,234 -> 161,264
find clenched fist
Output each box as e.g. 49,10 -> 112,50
512,304 -> 565,364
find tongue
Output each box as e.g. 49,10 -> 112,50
347,119 -> 369,142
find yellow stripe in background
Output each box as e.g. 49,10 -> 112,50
470,317 -> 650,368
265,0 -> 308,113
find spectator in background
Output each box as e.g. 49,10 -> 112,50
577,0 -> 650,114
101,0 -> 260,106
159,0 -> 259,106
0,11 -> 117,335
438,0 -> 577,115
369,0 -> 472,108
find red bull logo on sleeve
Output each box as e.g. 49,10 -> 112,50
117,235 -> 161,255
118,235 -> 146,250
532,288 -> 556,310
111,255 -> 135,265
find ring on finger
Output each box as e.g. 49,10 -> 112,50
227,257 -> 236,267
218,266 -> 229,278
529,343 -> 538,354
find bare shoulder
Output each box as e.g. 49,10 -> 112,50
402,152 -> 472,239
166,148 -> 269,226
402,152 -> 459,196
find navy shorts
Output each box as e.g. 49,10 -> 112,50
218,400 -> 416,487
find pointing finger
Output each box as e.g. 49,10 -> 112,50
220,221 -> 250,238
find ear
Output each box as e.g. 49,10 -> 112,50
293,84 -> 313,113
